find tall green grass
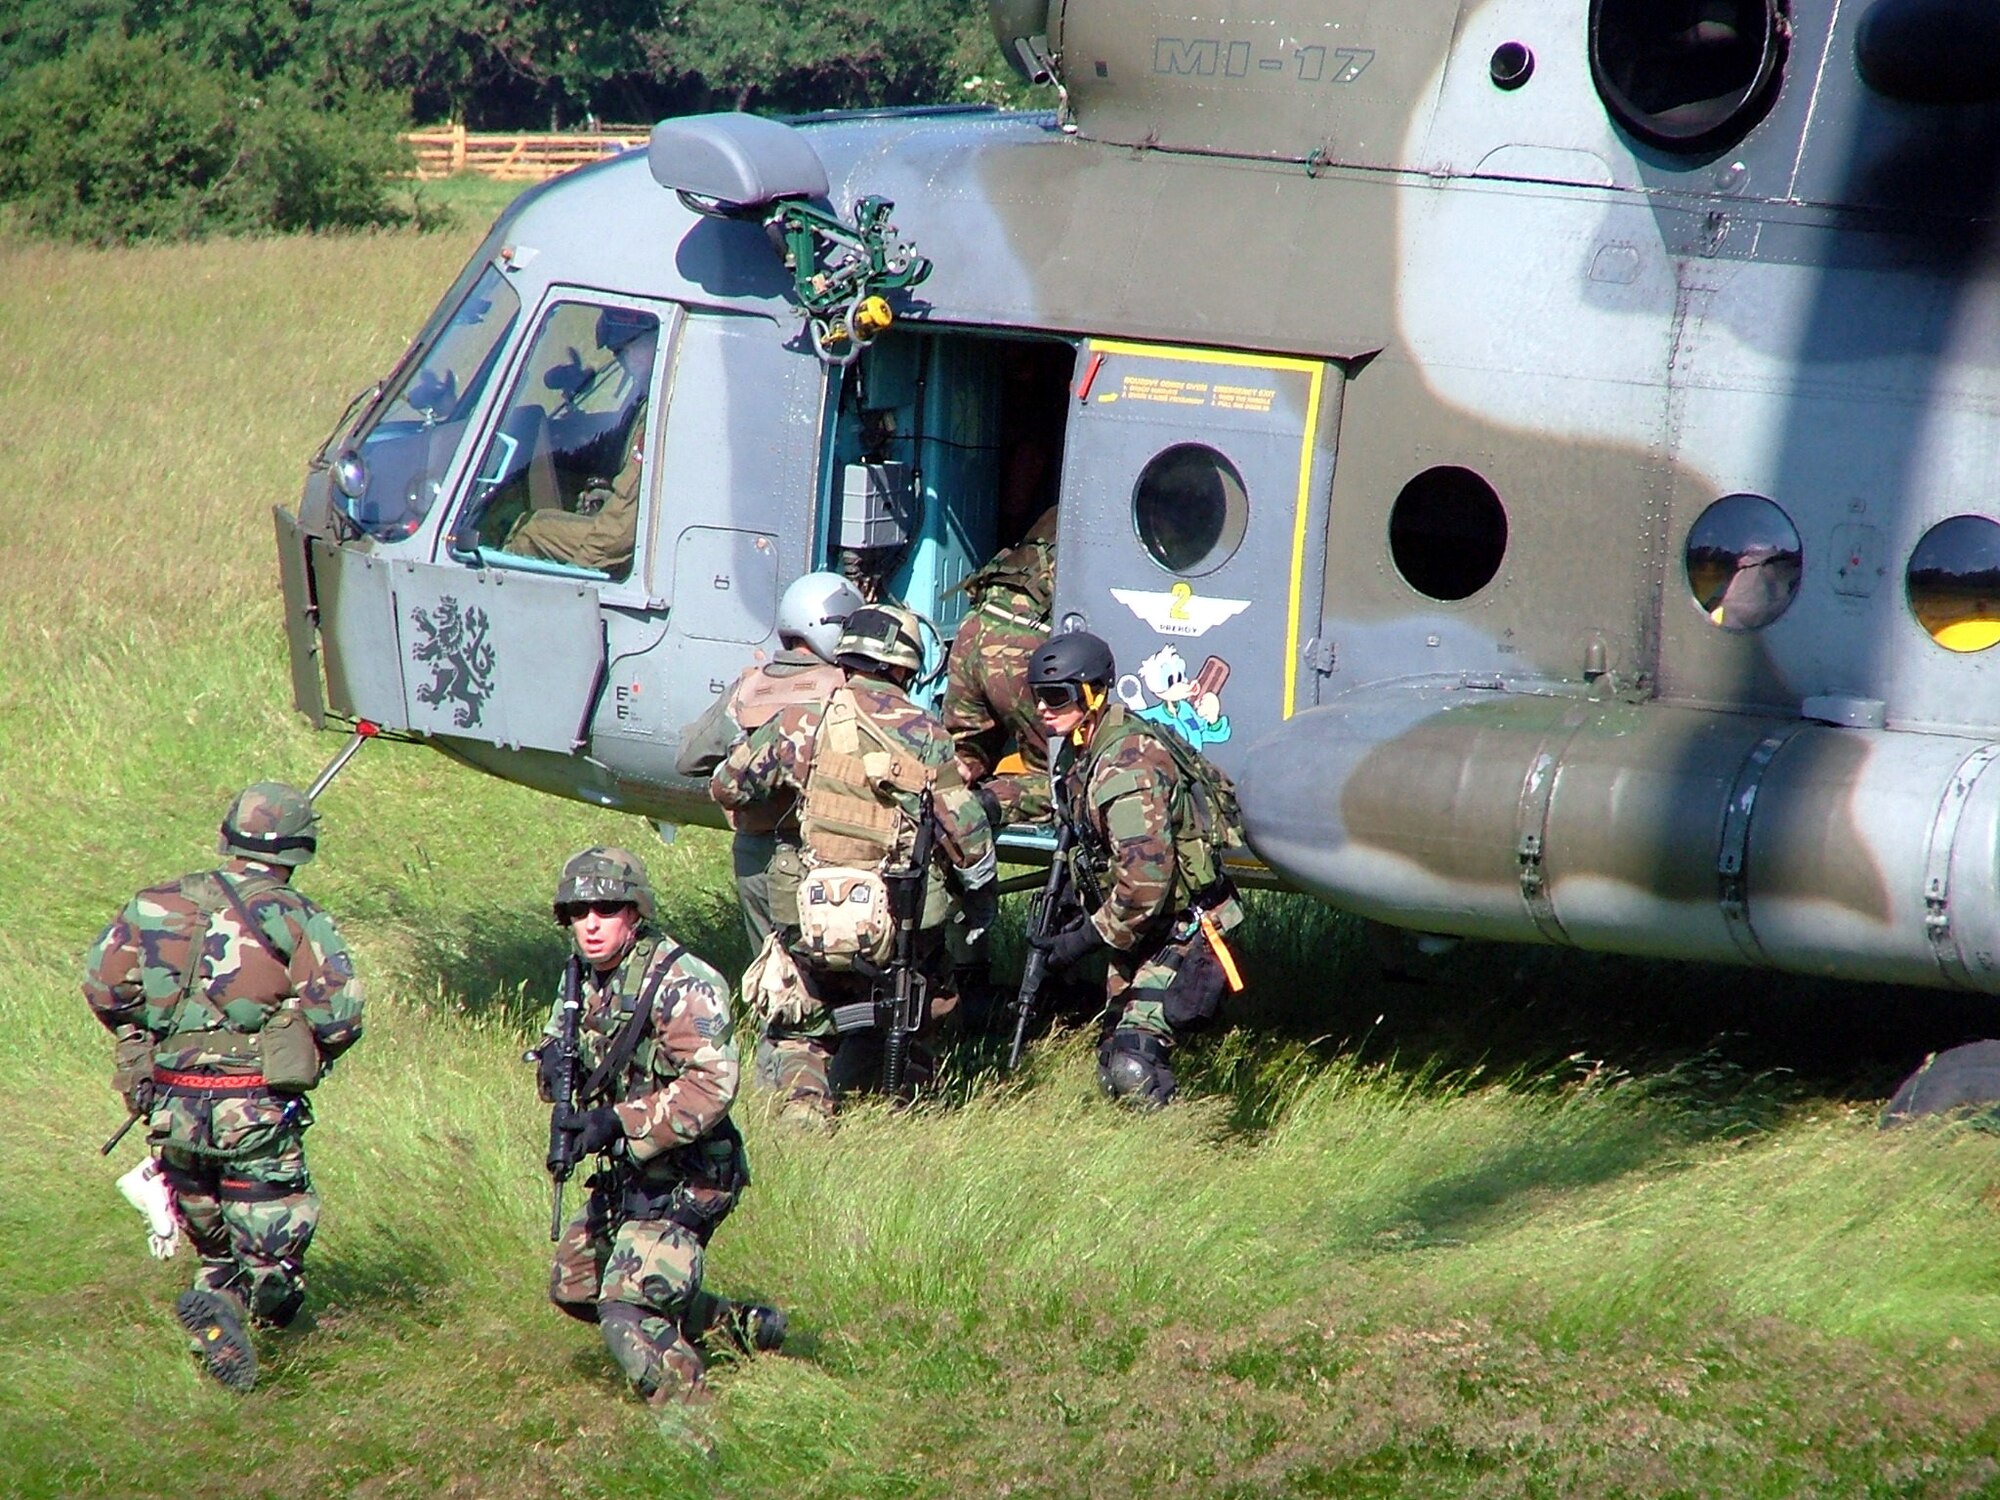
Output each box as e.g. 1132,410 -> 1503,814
5,217 -> 2000,1497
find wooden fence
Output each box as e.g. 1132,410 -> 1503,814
402,126 -> 648,181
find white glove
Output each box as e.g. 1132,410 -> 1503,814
115,1157 -> 181,1260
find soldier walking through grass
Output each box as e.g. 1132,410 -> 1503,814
83,782 -> 364,1391
1025,632 -> 1247,1107
533,846 -> 783,1408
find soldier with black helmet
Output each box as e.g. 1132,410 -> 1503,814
1027,631 -> 1246,1107
533,845 -> 783,1409
83,782 -> 364,1391
710,602 -> 998,1126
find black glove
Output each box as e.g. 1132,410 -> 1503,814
973,782 -> 1006,831
960,882 -> 999,947
1033,916 -> 1103,973
567,1105 -> 625,1157
530,1041 -> 567,1103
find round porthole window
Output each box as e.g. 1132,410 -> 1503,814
1685,493 -> 1801,631
1909,515 -> 2000,653
1132,444 -> 1248,576
1388,466 -> 1507,602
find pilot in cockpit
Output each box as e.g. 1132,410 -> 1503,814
501,308 -> 658,578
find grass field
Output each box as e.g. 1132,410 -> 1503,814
6,200 -> 2000,1498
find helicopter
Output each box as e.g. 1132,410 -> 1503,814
277,0 -> 2000,995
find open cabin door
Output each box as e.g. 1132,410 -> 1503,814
1055,340 -> 1341,773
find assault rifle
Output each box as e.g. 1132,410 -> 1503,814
879,786 -> 937,1096
1007,817 -> 1077,1072
543,955 -> 585,1241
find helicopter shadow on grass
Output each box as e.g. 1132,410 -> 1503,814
1212,891 -> 2000,1118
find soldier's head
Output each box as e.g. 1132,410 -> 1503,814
778,571 -> 865,662
834,603 -> 927,685
553,845 -> 653,967
1028,630 -> 1116,739
218,782 -> 318,869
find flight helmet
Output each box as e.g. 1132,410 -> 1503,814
219,782 -> 318,867
553,845 -> 656,924
835,603 -> 927,675
778,571 -> 866,662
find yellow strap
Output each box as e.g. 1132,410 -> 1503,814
1199,912 -> 1244,993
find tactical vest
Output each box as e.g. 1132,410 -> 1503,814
728,659 -> 846,835
579,934 -> 746,1189
1066,707 -> 1244,911
158,869 -> 296,1064
799,687 -> 933,869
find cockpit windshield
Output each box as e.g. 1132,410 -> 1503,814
331,263 -> 522,541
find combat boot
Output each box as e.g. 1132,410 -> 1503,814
726,1303 -> 787,1353
176,1288 -> 257,1391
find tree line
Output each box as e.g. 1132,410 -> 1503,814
0,0 -> 1032,244
0,0 -> 1019,130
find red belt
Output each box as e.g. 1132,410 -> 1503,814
153,1068 -> 268,1091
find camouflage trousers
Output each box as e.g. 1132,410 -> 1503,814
1103,908 -> 1244,1045
157,1132 -> 317,1329
765,938 -> 952,1122
549,1183 -> 738,1404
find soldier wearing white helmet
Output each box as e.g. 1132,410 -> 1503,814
675,571 -> 864,944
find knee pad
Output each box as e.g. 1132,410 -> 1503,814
1097,1031 -> 1176,1108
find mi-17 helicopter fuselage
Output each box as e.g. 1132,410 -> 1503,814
279,0 -> 2000,994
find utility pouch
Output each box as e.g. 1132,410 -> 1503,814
258,1000 -> 322,1094
112,1029 -> 155,1113
795,864 -> 896,971
767,843 -> 805,930
743,931 -> 820,1026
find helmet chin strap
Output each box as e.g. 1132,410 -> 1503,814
1072,681 -> 1108,745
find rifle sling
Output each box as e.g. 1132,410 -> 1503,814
579,944 -> 684,1105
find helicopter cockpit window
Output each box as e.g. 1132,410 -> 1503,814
1388,466 -> 1508,602
334,264 -> 521,541
450,302 -> 661,583
1133,444 -> 1249,576
1589,0 -> 1787,153
1908,515 -> 2000,654
1685,493 -> 1801,631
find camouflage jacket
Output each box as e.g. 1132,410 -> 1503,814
1055,705 -> 1242,950
675,647 -> 846,835
710,674 -> 996,885
541,930 -> 739,1179
83,858 -> 363,1074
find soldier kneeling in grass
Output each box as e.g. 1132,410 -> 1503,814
532,846 -> 784,1408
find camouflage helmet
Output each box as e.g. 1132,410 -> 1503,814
218,782 -> 318,867
552,845 -> 655,924
835,603 -> 927,674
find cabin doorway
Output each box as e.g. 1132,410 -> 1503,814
821,330 -> 1075,702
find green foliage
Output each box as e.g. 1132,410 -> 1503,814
643,0 -> 1016,114
0,34 -> 420,244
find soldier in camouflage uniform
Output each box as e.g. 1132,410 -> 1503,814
533,847 -> 782,1406
1026,632 -> 1245,1107
710,604 -> 998,1126
675,570 -> 861,946
943,505 -> 1057,828
83,782 -> 364,1391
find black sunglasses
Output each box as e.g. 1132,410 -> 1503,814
560,899 -> 632,921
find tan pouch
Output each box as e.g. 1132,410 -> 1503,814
259,1000 -> 322,1094
742,932 -> 819,1026
795,864 -> 896,972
